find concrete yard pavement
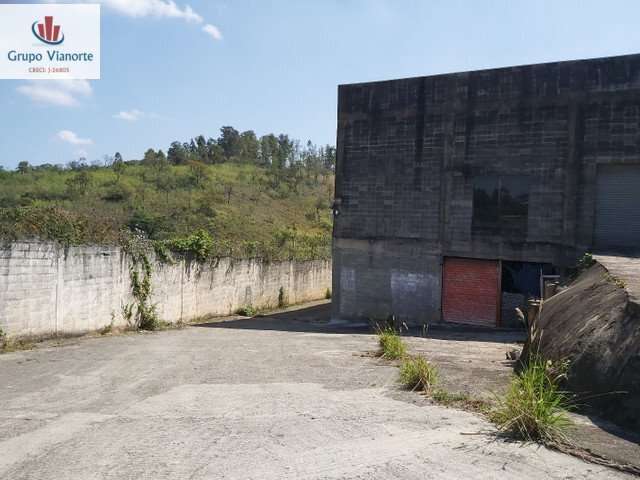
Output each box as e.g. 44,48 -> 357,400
0,304 -> 631,479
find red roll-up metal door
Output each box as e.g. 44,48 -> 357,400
442,257 -> 499,327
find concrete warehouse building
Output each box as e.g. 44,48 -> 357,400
332,53 -> 640,327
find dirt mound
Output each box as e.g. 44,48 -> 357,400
532,263 -> 640,430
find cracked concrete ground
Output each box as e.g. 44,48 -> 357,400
0,303 -> 632,479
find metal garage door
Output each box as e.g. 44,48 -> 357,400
442,257 -> 499,327
595,164 -> 640,251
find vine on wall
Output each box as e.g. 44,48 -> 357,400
122,233 -> 159,330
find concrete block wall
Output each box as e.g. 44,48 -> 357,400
332,238 -> 441,325
0,241 -> 331,337
153,257 -> 331,321
333,53 -> 640,323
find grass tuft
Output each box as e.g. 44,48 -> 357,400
431,388 -> 490,413
235,305 -> 257,317
399,356 -> 438,392
0,336 -> 34,353
98,324 -> 113,335
432,389 -> 469,405
377,328 -> 406,360
490,356 -> 573,444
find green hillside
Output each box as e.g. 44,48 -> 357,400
0,128 -> 335,262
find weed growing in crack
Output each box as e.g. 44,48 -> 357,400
377,328 -> 406,360
399,356 -> 438,392
490,355 -> 573,444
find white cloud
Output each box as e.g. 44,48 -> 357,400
113,109 -> 144,121
202,23 -> 222,40
17,84 -> 77,107
47,0 -> 221,38
17,80 -> 93,107
56,79 -> 93,96
101,0 -> 202,23
112,109 -> 164,121
57,130 -> 93,145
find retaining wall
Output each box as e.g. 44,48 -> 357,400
0,242 -> 331,337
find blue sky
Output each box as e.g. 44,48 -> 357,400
1,0 -> 639,169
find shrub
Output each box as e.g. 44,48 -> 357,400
136,303 -> 159,331
235,305 -> 257,317
399,356 -> 439,392
576,252 -> 595,272
0,205 -> 114,245
152,241 -> 174,263
269,227 -> 331,261
127,210 -> 164,237
490,356 -> 573,444
570,252 -> 595,279
102,183 -> 132,202
163,229 -> 215,262
378,328 -> 406,360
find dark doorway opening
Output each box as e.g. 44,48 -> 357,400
500,261 -> 554,328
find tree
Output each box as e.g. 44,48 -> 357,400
112,152 -> 125,182
276,134 -> 293,169
156,150 -> 167,165
188,160 -> 207,188
194,135 -> 208,163
66,170 -> 91,197
168,141 -> 188,165
322,145 -> 336,171
303,140 -> 323,181
206,138 -> 225,164
67,159 -> 87,171
259,134 -> 278,167
16,161 -> 30,174
142,148 -> 157,165
155,171 -> 175,205
239,130 -> 259,163
218,126 -> 241,160
286,160 -> 305,194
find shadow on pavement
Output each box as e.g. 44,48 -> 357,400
194,303 -> 368,334
194,302 -> 525,344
